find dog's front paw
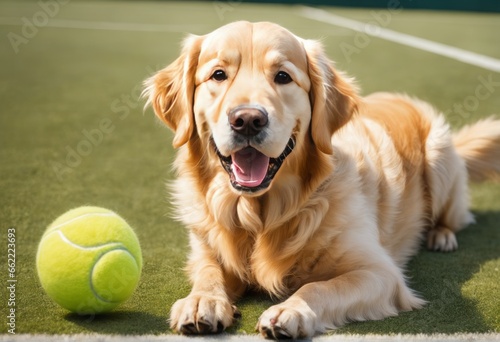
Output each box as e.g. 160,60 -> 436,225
169,293 -> 240,334
256,299 -> 318,340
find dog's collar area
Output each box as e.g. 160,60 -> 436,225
212,137 -> 296,193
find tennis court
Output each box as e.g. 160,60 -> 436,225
0,0 -> 499,338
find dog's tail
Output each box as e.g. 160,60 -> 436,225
453,117 -> 500,182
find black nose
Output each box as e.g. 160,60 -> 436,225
228,105 -> 268,137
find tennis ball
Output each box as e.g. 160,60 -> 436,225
36,206 -> 142,314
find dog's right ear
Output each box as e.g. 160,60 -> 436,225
304,40 -> 359,155
143,35 -> 203,148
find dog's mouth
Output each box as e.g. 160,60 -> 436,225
214,138 -> 296,193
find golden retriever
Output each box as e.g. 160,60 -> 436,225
143,21 -> 500,339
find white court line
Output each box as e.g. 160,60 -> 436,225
0,17 -> 201,32
299,6 -> 500,73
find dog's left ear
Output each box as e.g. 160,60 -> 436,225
304,40 -> 359,155
143,34 -> 203,148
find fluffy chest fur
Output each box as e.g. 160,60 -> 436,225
171,105 -> 431,297
144,21 -> 500,338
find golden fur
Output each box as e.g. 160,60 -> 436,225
144,21 -> 500,339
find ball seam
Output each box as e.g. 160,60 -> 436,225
89,247 -> 138,304
46,212 -> 119,236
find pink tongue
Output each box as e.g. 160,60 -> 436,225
232,147 -> 270,187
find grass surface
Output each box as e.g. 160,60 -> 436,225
0,0 -> 499,337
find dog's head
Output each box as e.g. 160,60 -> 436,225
144,21 -> 358,195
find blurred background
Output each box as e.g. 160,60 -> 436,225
0,0 -> 499,336
218,0 -> 500,11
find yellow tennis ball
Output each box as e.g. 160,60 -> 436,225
36,206 -> 142,314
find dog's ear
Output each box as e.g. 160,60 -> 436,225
143,35 -> 203,148
304,40 -> 359,155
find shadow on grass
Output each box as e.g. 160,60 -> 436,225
64,311 -> 167,334
69,210 -> 497,336
232,211 -> 500,335
228,290 -> 274,334
332,210 -> 500,335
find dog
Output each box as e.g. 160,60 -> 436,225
143,21 -> 500,339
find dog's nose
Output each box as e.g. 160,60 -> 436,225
229,105 -> 268,137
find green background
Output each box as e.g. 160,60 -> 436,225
232,0 -> 500,12
0,0 -> 499,336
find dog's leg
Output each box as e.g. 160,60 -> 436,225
426,174 -> 474,252
169,235 -> 243,334
424,118 -> 476,252
256,265 -> 425,339
425,148 -> 475,252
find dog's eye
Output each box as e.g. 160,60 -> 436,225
274,71 -> 293,85
211,70 -> 227,82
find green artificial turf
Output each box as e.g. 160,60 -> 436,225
0,0 -> 499,336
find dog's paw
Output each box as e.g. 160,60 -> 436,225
427,226 -> 458,252
169,293 -> 240,334
256,299 -> 318,340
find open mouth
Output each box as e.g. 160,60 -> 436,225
213,138 -> 296,193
